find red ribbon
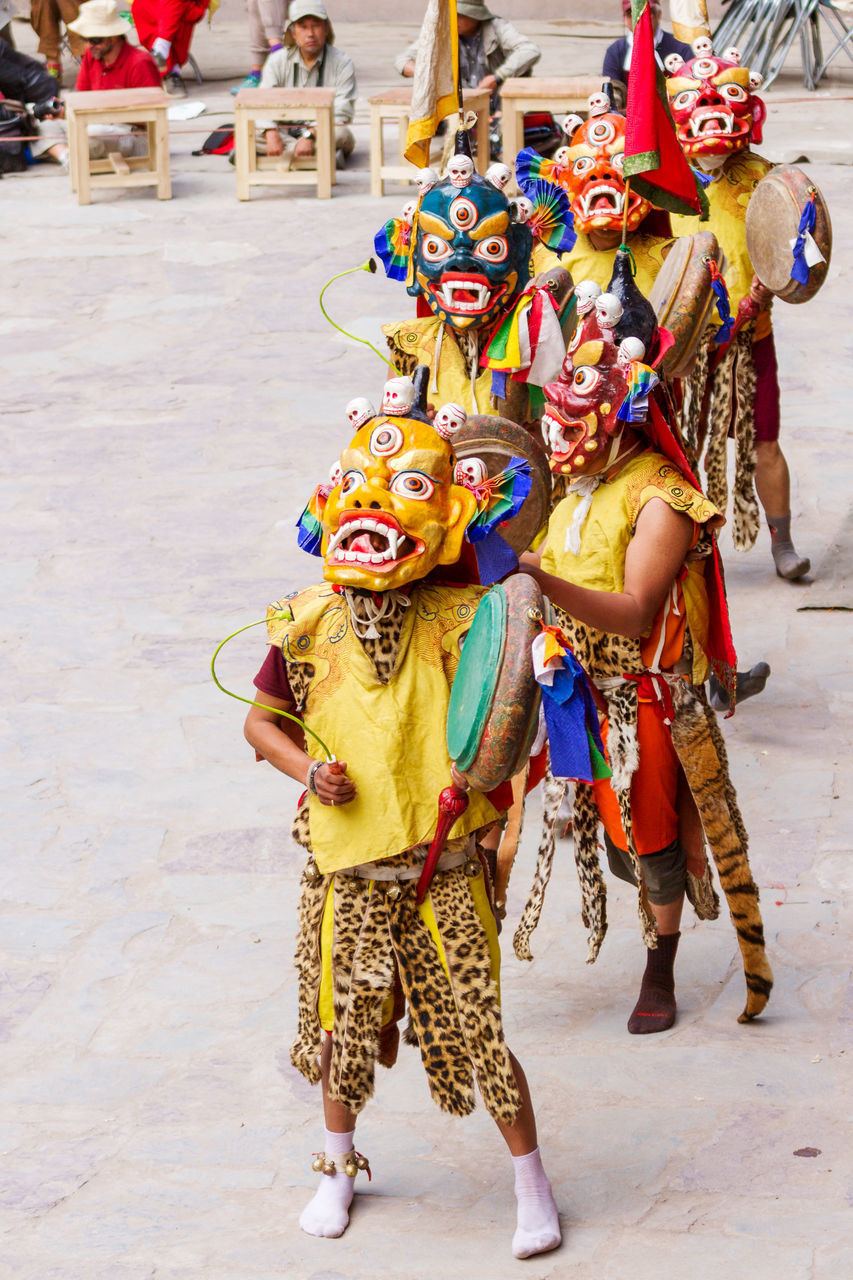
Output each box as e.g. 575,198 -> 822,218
622,672 -> 675,725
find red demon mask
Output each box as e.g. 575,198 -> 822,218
666,55 -> 766,163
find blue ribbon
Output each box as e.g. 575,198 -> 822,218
690,165 -> 713,189
791,197 -> 816,287
711,274 -> 734,346
491,368 -> 508,399
472,529 -> 517,585
539,650 -> 606,783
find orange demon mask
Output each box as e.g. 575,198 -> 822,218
558,112 -> 651,236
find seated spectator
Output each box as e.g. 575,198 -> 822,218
131,0 -> 210,96
231,0 -> 287,94
256,0 -> 355,169
603,1 -> 692,106
396,1 -> 540,115
29,0 -> 86,82
27,0 -> 161,168
0,35 -> 63,171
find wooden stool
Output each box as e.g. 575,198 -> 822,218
233,87 -> 336,200
64,88 -> 171,206
499,77 -> 602,181
367,87 -> 490,198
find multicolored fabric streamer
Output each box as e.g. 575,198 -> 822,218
374,217 -> 413,281
482,286 -> 565,391
465,458 -> 532,541
514,145 -> 561,197
532,624 -> 610,783
791,192 -> 818,286
296,485 -> 330,556
616,361 -> 659,422
527,178 -> 576,254
464,457 -> 532,584
690,165 -> 714,189
707,258 -> 733,345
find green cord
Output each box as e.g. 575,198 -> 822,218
618,243 -> 638,277
210,614 -> 334,761
318,259 -> 400,374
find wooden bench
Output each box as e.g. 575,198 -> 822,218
367,86 -> 490,198
499,76 -> 603,181
64,88 -> 171,206
233,86 -> 336,200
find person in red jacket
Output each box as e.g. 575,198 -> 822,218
131,0 -> 209,96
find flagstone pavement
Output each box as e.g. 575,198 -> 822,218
1,7 -> 852,1279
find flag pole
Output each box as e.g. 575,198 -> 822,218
452,0 -> 463,120
621,178 -> 632,244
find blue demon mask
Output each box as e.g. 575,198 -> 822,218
408,173 -> 533,332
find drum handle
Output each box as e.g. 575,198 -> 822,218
416,783 -> 470,904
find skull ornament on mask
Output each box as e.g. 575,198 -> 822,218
381,377 -> 416,416
433,402 -> 467,440
557,112 -> 651,236
415,166 -> 439,196
485,161 -> 512,191
692,35 -> 714,57
346,397 -> 376,430
321,414 -> 477,592
666,54 -> 766,162
454,456 -> 489,489
409,167 -> 532,332
447,153 -> 475,188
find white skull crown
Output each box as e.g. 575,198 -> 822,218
510,195 -> 533,224
749,70 -> 764,90
415,166 -> 438,195
617,336 -> 646,367
587,92 -> 610,118
345,397 -> 376,429
381,377 -> 415,416
447,154 -> 474,188
433,402 -> 467,440
574,279 -> 603,315
595,292 -> 623,329
486,161 -> 512,191
562,112 -> 584,138
401,199 -> 417,226
553,145 -> 571,169
692,35 -> 714,56
329,460 -> 344,487
455,456 -> 488,488
663,52 -> 684,75
722,45 -> 741,64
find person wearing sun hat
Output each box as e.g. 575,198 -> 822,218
67,0 -> 161,90
255,1 -> 356,169
396,0 -> 540,114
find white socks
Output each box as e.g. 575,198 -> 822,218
299,1128 -> 357,1239
511,1147 -> 561,1259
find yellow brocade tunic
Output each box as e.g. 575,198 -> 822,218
560,231 -> 675,298
671,150 -> 773,340
266,582 -> 500,874
382,315 -> 498,415
541,451 -> 722,684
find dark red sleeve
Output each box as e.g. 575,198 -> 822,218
253,646 -> 294,704
75,53 -> 93,91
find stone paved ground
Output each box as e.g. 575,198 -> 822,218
1,8 -> 852,1279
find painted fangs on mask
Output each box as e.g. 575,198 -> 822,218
326,515 -> 416,568
689,108 -> 735,137
436,277 -> 497,313
579,183 -> 625,219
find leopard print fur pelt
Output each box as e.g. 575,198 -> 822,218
669,680 -> 773,1020
513,769 -> 566,962
291,862 -> 521,1123
704,325 -> 760,552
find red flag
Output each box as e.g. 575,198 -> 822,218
623,0 -> 708,218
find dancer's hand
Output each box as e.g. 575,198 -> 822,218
312,760 -> 357,806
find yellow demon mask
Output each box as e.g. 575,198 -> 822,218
318,412 -> 477,592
